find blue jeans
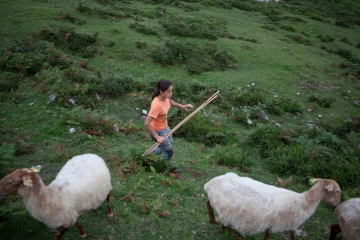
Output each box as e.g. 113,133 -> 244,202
151,126 -> 173,160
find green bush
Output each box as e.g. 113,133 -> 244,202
173,112 -> 227,147
261,24 -> 277,31
75,2 -> 127,19
60,106 -> 139,135
231,107 -> 249,124
335,20 -> 351,28
277,97 -> 303,114
308,95 -> 336,108
267,133 -> 359,188
35,26 -> 98,58
335,48 -> 352,60
129,22 -> 159,36
286,34 -> 312,45
0,39 -> 71,76
280,25 -> 296,32
230,87 -> 267,106
54,11 -> 86,25
0,72 -> 19,93
98,74 -> 137,97
248,123 -> 287,157
150,40 -> 236,74
136,41 -> 148,49
159,16 -> 234,40
316,34 -> 335,43
211,146 -> 249,168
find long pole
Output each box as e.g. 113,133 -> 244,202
142,90 -> 220,157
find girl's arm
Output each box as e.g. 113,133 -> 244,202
170,100 -> 193,111
144,115 -> 165,143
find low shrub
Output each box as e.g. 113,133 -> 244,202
150,40 -> 236,74
159,15 -> 234,40
237,36 -> 259,43
0,72 -> 19,93
248,123 -> 287,157
335,48 -> 352,60
173,112 -> 227,147
308,95 -> 336,108
211,145 -> 248,168
276,97 -> 303,114
75,2 -> 127,19
286,34 -> 312,45
261,24 -> 277,31
54,12 -> 86,25
136,41 -> 148,49
129,22 -> 159,36
316,35 -> 335,43
0,38 -> 71,76
142,155 -> 168,173
335,20 -> 351,28
230,87 -> 267,106
267,130 -> 359,188
60,106 -> 139,135
231,105 -> 269,126
280,25 -> 296,32
35,26 -> 99,58
231,107 -> 249,125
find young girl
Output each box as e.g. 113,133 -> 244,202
144,79 -> 193,172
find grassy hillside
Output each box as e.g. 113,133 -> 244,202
0,0 -> 359,239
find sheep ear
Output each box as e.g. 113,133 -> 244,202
22,176 -> 33,187
325,183 -> 334,192
10,178 -> 22,185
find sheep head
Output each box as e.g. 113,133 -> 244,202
0,169 -> 37,198
313,178 -> 341,208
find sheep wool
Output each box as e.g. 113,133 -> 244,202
204,172 -> 341,238
331,198 -> 360,240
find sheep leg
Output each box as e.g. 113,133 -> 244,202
329,224 -> 341,240
289,230 -> 295,240
206,199 -> 218,224
107,192 -> 114,218
55,226 -> 69,240
263,230 -> 271,240
75,221 -> 87,238
222,224 -> 242,240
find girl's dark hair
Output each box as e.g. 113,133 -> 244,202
152,79 -> 173,99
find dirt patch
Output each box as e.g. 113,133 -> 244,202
300,80 -> 336,91
185,167 -> 203,178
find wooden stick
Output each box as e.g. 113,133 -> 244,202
142,90 -> 220,157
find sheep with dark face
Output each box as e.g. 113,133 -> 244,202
0,153 -> 113,240
204,172 -> 341,240
330,198 -> 360,240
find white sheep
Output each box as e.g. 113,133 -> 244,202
0,153 -> 114,240
204,172 -> 341,240
330,198 -> 360,240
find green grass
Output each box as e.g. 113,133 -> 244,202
0,0 -> 359,239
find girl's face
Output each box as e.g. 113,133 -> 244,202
160,85 -> 173,99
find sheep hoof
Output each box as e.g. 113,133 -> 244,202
210,218 -> 219,224
108,212 -> 114,218
80,233 -> 87,238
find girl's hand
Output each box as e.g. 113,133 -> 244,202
156,136 -> 165,143
182,104 -> 193,111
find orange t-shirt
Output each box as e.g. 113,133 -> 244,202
148,97 -> 171,130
